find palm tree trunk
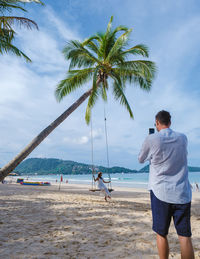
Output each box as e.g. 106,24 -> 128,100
0,88 -> 92,181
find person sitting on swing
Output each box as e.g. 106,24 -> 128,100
94,172 -> 111,202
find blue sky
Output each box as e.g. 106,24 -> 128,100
1,0 -> 200,170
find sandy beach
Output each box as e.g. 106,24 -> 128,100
0,183 -> 200,259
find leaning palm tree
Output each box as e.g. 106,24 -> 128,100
0,16 -> 156,181
0,0 -> 44,62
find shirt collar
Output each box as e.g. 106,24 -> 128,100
159,128 -> 171,134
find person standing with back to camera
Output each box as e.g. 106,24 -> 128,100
138,110 -> 194,259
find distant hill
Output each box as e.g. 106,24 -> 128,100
13,158 -> 200,175
138,165 -> 149,173
139,165 -> 200,173
16,158 -> 137,175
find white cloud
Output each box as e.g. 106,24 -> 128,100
62,127 -> 103,146
1,1 -> 200,169
79,136 -> 89,144
63,136 -> 89,145
42,6 -> 80,41
91,128 -> 103,139
0,6 -> 82,166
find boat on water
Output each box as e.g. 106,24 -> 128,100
20,181 -> 51,186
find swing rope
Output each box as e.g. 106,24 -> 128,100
90,114 -> 96,190
89,105 -> 113,192
103,104 -> 112,190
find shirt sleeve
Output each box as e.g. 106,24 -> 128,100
184,134 -> 188,156
138,136 -> 151,163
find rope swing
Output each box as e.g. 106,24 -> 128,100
103,105 -> 112,190
89,106 -> 114,192
90,114 -> 96,190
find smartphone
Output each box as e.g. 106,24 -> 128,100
149,128 -> 155,135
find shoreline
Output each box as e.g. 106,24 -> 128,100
4,175 -> 200,193
4,175 -> 200,195
0,183 -> 200,258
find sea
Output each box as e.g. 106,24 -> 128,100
12,172 -> 200,191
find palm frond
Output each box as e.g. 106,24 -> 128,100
109,69 -> 125,89
103,17 -> 129,59
106,29 -> 132,62
82,35 -> 99,45
110,70 -> 133,119
120,60 -> 156,79
103,24 -> 129,59
101,84 -> 107,102
82,36 -> 99,56
105,16 -> 113,36
55,68 -> 95,102
94,32 -> 106,59
63,40 -> 101,69
0,26 -> 14,39
85,105 -> 92,125
112,25 -> 129,35
0,0 -> 27,13
121,44 -> 149,58
0,0 -> 44,14
0,16 -> 38,30
133,75 -> 153,91
0,36 -> 31,61
113,60 -> 156,90
85,87 -> 99,123
85,41 -> 99,56
85,67 -> 101,124
112,67 -> 138,82
93,31 -> 117,60
107,51 -> 126,65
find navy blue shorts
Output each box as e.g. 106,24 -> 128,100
150,191 -> 191,237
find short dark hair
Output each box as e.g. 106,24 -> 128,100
155,110 -> 171,125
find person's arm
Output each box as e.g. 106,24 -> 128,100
93,176 -> 98,182
103,179 -> 110,183
138,136 -> 151,163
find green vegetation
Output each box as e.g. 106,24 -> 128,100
16,158 -> 137,175
14,159 -> 200,175
138,165 -> 149,173
0,0 -> 43,61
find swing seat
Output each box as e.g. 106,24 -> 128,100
89,188 -> 114,192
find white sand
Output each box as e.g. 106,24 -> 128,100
0,183 -> 200,259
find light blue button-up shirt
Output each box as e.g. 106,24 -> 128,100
138,128 -> 192,204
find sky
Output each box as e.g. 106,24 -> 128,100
1,0 -> 200,170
